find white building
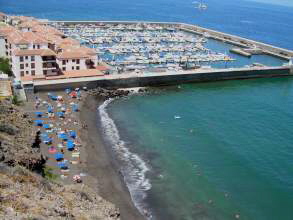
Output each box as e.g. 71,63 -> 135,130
0,13 -> 100,81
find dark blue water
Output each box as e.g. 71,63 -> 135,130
1,0 -> 293,50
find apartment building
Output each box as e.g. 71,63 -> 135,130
0,13 -> 99,81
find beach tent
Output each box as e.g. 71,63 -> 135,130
34,120 -> 43,126
58,133 -> 68,141
54,153 -> 64,161
69,131 -> 77,139
67,140 -> 75,151
35,112 -> 44,118
56,112 -> 65,118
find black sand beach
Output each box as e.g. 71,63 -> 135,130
80,95 -> 145,220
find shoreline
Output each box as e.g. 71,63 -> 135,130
79,94 -> 145,220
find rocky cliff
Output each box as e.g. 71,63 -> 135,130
0,100 -> 120,219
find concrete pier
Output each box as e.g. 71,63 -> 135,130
25,66 -> 292,92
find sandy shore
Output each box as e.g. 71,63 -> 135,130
79,95 -> 145,220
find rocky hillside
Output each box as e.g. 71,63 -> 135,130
0,100 -> 120,219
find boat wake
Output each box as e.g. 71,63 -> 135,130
99,98 -> 152,219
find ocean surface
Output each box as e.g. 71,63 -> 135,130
2,0 -> 293,219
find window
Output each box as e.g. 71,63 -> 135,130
19,56 -> 24,62
31,63 -> 35,69
72,59 -> 75,62
31,56 -> 35,61
76,66 -> 80,70
62,60 -> 66,65
37,45 -> 40,49
20,71 -> 24,76
26,71 -> 29,75
25,63 -> 28,67
31,70 -> 35,76
72,66 -> 75,70
33,45 -> 35,49
62,67 -> 66,71
25,56 -> 28,60
20,64 -> 24,69
43,70 -> 47,75
76,59 -> 80,64
6,52 -> 8,56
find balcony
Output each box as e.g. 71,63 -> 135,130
42,56 -> 56,62
43,62 -> 58,69
86,59 -> 95,69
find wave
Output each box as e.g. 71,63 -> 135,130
98,98 -> 152,219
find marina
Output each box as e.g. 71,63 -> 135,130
51,22 -> 289,74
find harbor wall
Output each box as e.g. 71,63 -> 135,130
32,66 -> 292,91
51,20 -> 293,60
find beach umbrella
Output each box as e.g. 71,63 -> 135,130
51,95 -> 58,101
69,131 -> 77,138
56,112 -> 65,118
73,174 -> 81,182
65,88 -> 71,94
41,132 -> 49,138
61,107 -> 66,112
57,96 -> 63,101
35,112 -> 43,118
67,140 -> 75,151
43,124 -> 50,129
47,106 -> 53,113
54,153 -> 64,161
48,146 -> 57,154
57,161 -> 68,170
43,137 -> 53,145
72,104 -> 79,112
70,91 -> 77,98
58,133 -> 68,141
34,120 -> 43,126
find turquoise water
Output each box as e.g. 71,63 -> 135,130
108,78 -> 293,219
2,0 -> 293,219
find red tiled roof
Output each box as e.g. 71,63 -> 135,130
13,49 -> 56,56
57,47 -> 96,59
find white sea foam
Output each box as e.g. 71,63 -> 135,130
99,98 -> 152,219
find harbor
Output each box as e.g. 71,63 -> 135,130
51,21 -> 289,73
20,20 -> 293,91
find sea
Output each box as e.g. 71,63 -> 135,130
2,0 -> 293,219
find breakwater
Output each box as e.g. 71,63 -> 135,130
27,66 -> 292,91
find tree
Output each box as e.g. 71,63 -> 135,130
0,57 -> 12,76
